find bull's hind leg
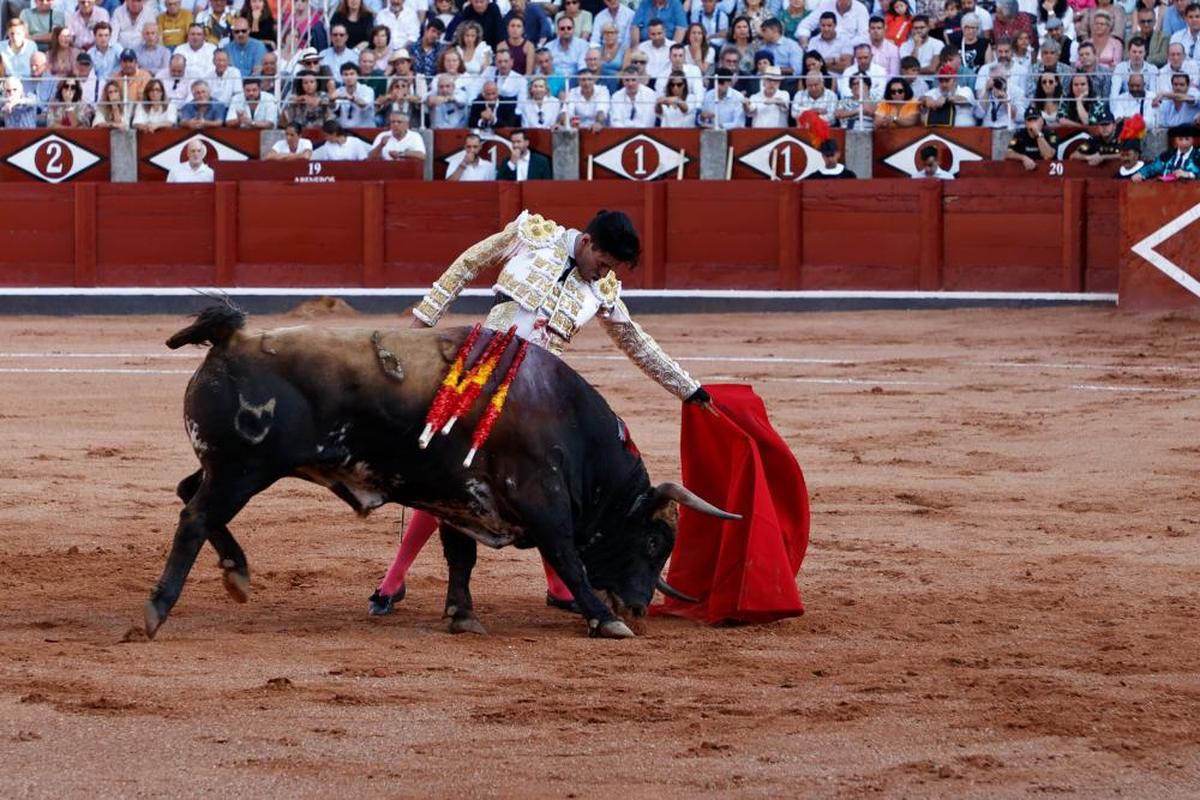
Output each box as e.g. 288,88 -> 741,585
440,524 -> 486,635
145,465 -> 268,638
177,469 -> 250,604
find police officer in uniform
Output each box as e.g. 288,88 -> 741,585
1071,108 -> 1123,167
1005,106 -> 1058,171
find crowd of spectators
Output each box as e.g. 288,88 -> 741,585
1,0 -> 1199,176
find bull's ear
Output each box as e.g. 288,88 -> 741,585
437,335 -> 460,364
632,487 -> 676,525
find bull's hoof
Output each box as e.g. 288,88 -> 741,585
143,600 -> 164,640
589,619 -> 636,639
221,561 -> 250,604
447,613 -> 487,635
368,584 -> 405,616
545,592 -> 580,614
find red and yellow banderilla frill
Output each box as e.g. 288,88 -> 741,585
463,339 -> 530,467
418,323 -> 482,448
440,326 -> 517,436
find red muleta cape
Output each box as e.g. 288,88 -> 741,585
653,384 -> 810,625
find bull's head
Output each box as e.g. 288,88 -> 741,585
586,482 -> 739,621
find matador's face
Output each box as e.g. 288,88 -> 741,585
574,233 -> 629,282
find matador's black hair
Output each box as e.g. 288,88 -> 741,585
585,209 -> 641,267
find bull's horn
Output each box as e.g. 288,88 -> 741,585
657,576 -> 699,604
656,482 -> 741,520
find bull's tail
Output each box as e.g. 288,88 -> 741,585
167,302 -> 247,350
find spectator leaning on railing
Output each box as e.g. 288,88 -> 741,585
266,121 -> 314,160
226,76 -> 278,127
47,75 -> 92,127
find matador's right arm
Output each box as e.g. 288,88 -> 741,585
412,219 -> 520,326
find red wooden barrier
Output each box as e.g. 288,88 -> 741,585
0,179 -> 1120,293
1120,183 -> 1200,310
579,130 -> 701,180
0,130 -> 112,183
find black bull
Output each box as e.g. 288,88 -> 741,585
144,304 -> 738,639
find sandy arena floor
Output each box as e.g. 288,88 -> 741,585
0,306 -> 1198,798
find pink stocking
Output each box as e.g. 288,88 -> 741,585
543,560 -> 574,602
378,510 -> 439,596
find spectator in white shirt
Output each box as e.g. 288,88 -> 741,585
653,42 -> 704,98
899,14 -> 941,72
1112,71 -> 1152,120
369,110 -> 427,160
636,19 -> 673,78
157,53 -> 198,105
266,121 -> 314,160
791,70 -> 838,123
807,12 -> 852,74
562,69 -> 610,130
1169,3 -> 1200,61
445,132 -> 496,181
590,0 -> 636,49
314,119 -> 372,160
1156,43 -> 1200,95
111,0 -> 156,51
166,138 -> 215,182
520,75 -> 562,127
225,76 -> 278,126
377,0 -> 421,49
332,61 -> 376,126
609,66 -> 657,126
912,145 -> 955,179
205,47 -> 242,106
175,23 -> 216,74
747,65 -> 790,127
1111,38 -> 1159,102
798,0 -> 870,48
839,43 -> 887,101
655,69 -> 696,126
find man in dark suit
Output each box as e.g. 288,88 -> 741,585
497,129 -> 552,181
468,80 -> 518,130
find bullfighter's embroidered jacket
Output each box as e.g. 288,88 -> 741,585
413,210 -> 700,400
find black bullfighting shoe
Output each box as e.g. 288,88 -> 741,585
368,584 -> 407,616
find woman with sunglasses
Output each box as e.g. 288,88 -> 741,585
1031,72 -> 1063,124
47,78 -> 93,127
656,70 -> 695,126
874,77 -> 920,127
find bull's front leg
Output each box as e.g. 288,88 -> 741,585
439,524 -> 486,635
539,539 -> 634,639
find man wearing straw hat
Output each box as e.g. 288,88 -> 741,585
367,209 -> 713,617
